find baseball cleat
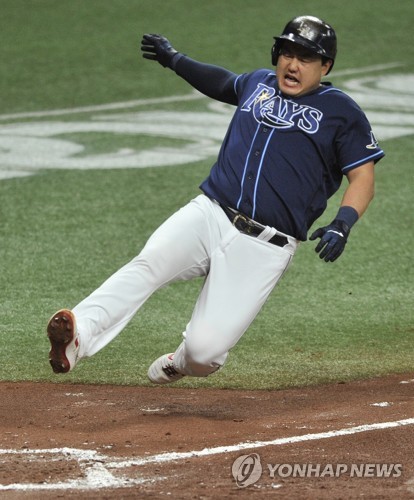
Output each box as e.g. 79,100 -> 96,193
147,353 -> 185,384
47,309 -> 80,374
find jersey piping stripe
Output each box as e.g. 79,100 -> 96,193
252,128 -> 275,219
236,123 -> 261,211
342,150 -> 385,172
233,74 -> 243,95
318,86 -> 343,95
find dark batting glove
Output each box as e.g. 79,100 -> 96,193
141,34 -> 180,69
309,206 -> 359,262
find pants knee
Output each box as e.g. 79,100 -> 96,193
175,340 -> 228,377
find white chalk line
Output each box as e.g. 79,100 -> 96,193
109,417 -> 414,467
0,62 -> 402,121
0,447 -> 157,492
1,417 -> 413,491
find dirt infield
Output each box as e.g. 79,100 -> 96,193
1,373 -> 414,499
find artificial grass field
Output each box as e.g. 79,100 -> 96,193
0,0 -> 412,389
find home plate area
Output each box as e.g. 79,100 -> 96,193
1,374 -> 414,499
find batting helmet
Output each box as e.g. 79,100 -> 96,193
271,16 -> 337,73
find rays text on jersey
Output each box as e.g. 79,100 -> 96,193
241,83 -> 323,133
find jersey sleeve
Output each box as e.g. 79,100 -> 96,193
233,69 -> 272,99
233,72 -> 248,96
334,95 -> 385,173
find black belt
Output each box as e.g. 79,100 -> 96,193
220,205 -> 289,248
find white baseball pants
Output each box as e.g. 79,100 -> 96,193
73,194 -> 298,376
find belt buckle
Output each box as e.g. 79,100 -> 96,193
232,213 -> 246,226
233,213 -> 253,234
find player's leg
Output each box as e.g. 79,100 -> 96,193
47,195 -> 221,372
172,232 -> 298,377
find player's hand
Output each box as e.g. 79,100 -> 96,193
141,34 -> 179,68
309,219 -> 351,262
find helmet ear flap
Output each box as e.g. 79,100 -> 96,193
271,40 -> 279,66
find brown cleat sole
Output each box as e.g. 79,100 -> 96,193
47,309 -> 76,374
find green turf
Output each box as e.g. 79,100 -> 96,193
0,0 -> 413,389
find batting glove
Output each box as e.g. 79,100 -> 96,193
309,206 -> 358,262
141,34 -> 180,69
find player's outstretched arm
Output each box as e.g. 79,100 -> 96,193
141,34 -> 238,105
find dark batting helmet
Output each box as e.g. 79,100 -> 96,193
271,16 -> 337,74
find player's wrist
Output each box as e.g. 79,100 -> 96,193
169,52 -> 184,71
334,206 -> 359,229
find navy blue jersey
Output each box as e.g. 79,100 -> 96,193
200,69 -> 385,240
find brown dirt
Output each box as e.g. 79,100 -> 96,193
1,373 -> 414,499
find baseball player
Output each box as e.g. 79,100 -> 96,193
47,16 -> 384,384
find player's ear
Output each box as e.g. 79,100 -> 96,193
321,59 -> 332,76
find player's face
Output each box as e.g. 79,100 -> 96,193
276,41 -> 332,97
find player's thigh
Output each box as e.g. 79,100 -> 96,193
137,196 -> 218,282
185,234 -> 293,360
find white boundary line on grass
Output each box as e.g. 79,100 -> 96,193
0,417 -> 413,491
0,92 -> 205,121
0,62 -> 402,121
